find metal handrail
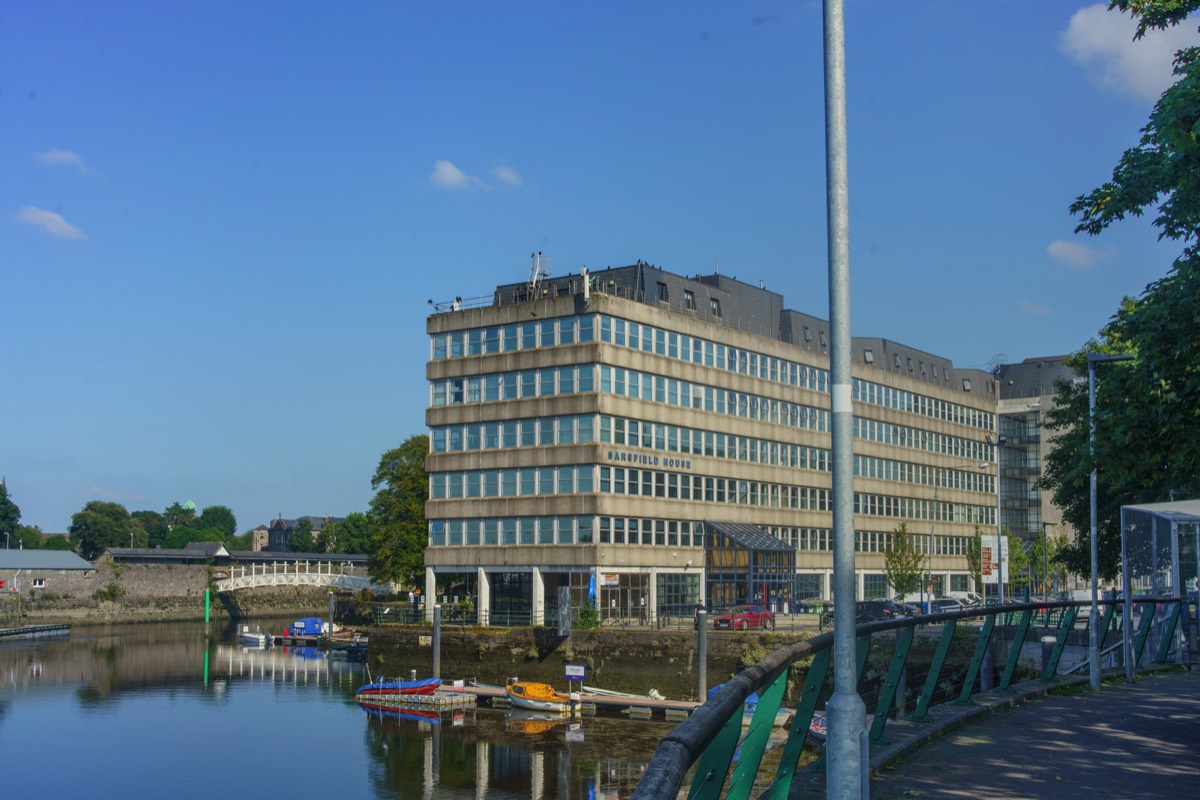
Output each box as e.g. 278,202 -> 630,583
631,596 -> 1185,800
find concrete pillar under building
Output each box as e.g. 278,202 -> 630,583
648,567 -> 659,626
425,567 -> 437,623
476,568 -> 491,627
532,567 -> 545,626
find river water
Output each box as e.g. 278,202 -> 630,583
0,620 -> 676,800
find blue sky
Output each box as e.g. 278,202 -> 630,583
2,2 -> 1194,534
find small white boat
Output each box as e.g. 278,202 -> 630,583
240,625 -> 272,647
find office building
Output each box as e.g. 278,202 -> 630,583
424,261 -> 998,624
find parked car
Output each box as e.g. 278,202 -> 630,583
929,597 -> 967,613
713,604 -> 775,630
854,600 -> 907,623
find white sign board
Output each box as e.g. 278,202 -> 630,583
565,664 -> 587,681
981,535 -> 1010,585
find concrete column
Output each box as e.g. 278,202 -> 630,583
648,567 -> 658,626
532,566 -> 545,626
425,567 -> 436,623
477,568 -> 491,627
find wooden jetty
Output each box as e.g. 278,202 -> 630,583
467,683 -> 700,720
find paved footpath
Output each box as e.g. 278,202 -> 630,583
789,668 -> 1200,799
872,669 -> 1200,800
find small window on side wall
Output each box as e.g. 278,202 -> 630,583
711,298 -> 721,317
962,379 -> 972,391
863,349 -> 874,364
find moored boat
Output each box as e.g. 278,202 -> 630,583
240,625 -> 272,647
356,676 -> 442,697
505,679 -> 575,712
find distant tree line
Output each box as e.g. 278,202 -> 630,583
1,433 -> 431,590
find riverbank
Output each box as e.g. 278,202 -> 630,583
367,625 -> 813,702
7,561 -> 335,625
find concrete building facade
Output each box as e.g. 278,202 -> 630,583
424,263 -> 999,624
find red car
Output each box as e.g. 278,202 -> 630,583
713,604 -> 775,630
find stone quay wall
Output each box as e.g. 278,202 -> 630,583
7,561 -> 332,624
367,625 -> 808,702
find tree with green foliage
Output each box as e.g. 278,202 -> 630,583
883,523 -> 925,600
966,526 -> 984,595
10,524 -> 42,549
289,517 -> 314,552
131,510 -> 170,548
318,512 -> 371,554
196,505 -> 238,539
0,480 -> 20,546
368,435 -> 429,587
163,501 -> 196,530
70,501 -> 138,560
1043,1 -> 1200,579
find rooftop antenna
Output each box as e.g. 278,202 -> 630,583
987,354 -> 1008,374
529,251 -> 551,295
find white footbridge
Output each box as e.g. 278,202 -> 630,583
215,560 -> 385,594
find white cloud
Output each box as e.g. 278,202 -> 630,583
37,148 -> 97,176
1020,301 -> 1052,316
16,205 -> 86,240
1060,4 -> 1198,102
430,159 -> 485,190
1047,239 -> 1107,270
491,164 -> 523,187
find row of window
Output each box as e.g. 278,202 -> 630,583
431,364 -> 594,406
599,365 -> 830,431
853,378 -> 992,430
431,415 -> 594,452
429,462 -> 994,525
855,417 -> 991,463
431,413 -> 994,494
603,416 -> 830,470
427,515 -> 971,555
431,316 -> 596,359
432,312 -> 992,434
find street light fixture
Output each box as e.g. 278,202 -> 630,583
1087,352 -> 1134,692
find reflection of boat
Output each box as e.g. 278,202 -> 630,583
505,709 -> 568,735
505,679 -> 574,712
357,700 -> 441,724
356,676 -> 441,697
707,684 -> 793,728
239,625 -> 272,647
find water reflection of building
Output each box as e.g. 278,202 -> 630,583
361,700 -> 675,800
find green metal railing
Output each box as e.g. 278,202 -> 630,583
631,597 -> 1185,800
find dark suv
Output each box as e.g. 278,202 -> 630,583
854,600 -> 906,623
819,600 -> 906,627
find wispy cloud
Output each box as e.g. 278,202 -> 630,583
1020,301 -> 1052,316
37,148 -> 98,176
491,164 -> 523,187
1060,4 -> 1197,102
430,159 -> 485,190
16,205 -> 86,240
1047,239 -> 1108,270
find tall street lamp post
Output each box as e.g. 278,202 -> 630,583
1042,522 -> 1053,597
1087,352 -> 1134,692
987,434 -> 1006,603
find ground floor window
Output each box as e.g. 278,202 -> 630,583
598,572 -> 649,624
491,572 -> 532,626
950,573 -> 972,592
863,573 -> 888,600
795,573 -> 823,601
656,573 -> 699,620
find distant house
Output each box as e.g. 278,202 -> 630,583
0,550 -> 95,595
266,516 -> 344,551
250,524 -> 270,552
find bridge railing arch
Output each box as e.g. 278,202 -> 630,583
631,597 -> 1187,800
